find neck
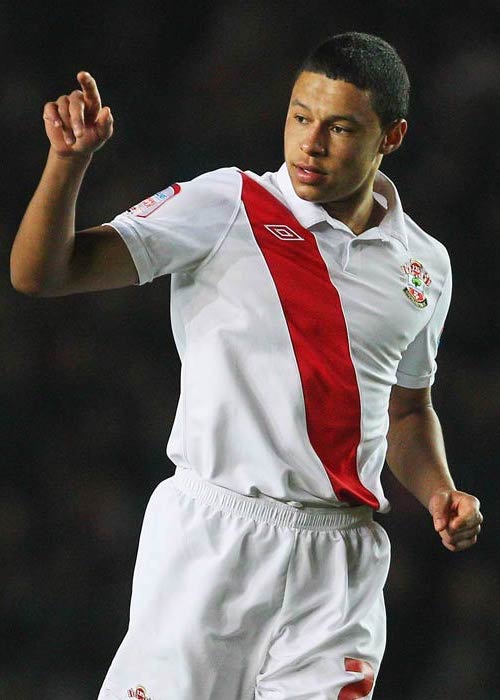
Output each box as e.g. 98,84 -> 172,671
324,189 -> 384,235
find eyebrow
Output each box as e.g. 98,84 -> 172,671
291,99 -> 361,125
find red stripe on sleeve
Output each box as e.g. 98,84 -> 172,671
241,173 -> 379,509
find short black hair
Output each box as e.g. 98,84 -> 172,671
297,32 -> 410,126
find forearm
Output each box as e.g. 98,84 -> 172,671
10,147 -> 92,296
386,404 -> 455,508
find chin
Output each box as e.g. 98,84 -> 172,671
292,181 -> 330,203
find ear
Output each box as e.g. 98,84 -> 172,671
379,119 -> 408,155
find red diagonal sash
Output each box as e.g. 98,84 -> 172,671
241,172 -> 379,508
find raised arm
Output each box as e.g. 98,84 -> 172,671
10,71 -> 138,297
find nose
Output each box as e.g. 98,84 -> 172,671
301,124 -> 327,157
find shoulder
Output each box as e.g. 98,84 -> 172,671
376,170 -> 451,283
241,168 -> 284,195
150,166 -> 243,227
118,166 -> 245,235
195,166 -> 287,211
403,212 -> 451,285
183,166 -> 243,201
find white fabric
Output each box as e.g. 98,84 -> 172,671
106,164 -> 451,512
97,470 -> 390,700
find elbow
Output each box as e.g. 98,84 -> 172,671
11,278 -> 57,297
10,272 -> 40,297
10,260 -> 47,297
11,275 -> 66,298
9,250 -> 63,297
12,284 -> 44,297
11,279 -> 42,297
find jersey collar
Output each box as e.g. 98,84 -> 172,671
275,163 -> 409,250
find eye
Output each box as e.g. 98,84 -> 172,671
294,114 -> 308,124
330,124 -> 351,134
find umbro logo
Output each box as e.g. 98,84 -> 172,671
264,224 -> 304,241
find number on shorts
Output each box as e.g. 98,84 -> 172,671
338,657 -> 375,699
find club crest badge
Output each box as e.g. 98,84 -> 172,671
127,685 -> 151,700
401,259 -> 431,308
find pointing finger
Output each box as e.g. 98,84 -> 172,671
77,71 -> 101,121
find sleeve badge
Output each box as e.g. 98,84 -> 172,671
128,183 -> 181,218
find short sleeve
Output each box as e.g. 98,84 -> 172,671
395,266 -> 452,389
104,167 -> 242,284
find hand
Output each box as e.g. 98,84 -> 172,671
428,489 -> 483,552
42,71 -> 113,157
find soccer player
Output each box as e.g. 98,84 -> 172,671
11,32 -> 482,700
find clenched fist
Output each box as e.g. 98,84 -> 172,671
428,489 -> 483,552
43,72 -> 113,157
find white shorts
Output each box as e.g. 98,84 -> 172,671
98,468 -> 390,700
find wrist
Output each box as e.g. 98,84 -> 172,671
426,481 -> 456,509
47,146 -> 93,168
44,147 -> 93,189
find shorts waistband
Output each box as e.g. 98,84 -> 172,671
170,469 -> 373,531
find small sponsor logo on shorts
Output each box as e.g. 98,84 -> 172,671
264,224 -> 304,240
128,183 -> 181,218
127,685 -> 151,700
400,258 -> 431,308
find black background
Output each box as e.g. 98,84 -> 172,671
2,1 -> 499,697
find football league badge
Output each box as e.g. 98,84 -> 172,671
128,183 -> 181,218
401,259 -> 431,308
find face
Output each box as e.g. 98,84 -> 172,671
284,71 -> 405,210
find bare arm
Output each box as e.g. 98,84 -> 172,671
10,72 -> 138,297
387,385 -> 482,551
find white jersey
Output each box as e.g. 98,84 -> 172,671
106,164 -> 451,512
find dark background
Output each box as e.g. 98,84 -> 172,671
2,1 -> 499,698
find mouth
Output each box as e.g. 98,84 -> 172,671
294,163 -> 327,185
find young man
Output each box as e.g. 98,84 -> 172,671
11,32 -> 482,700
